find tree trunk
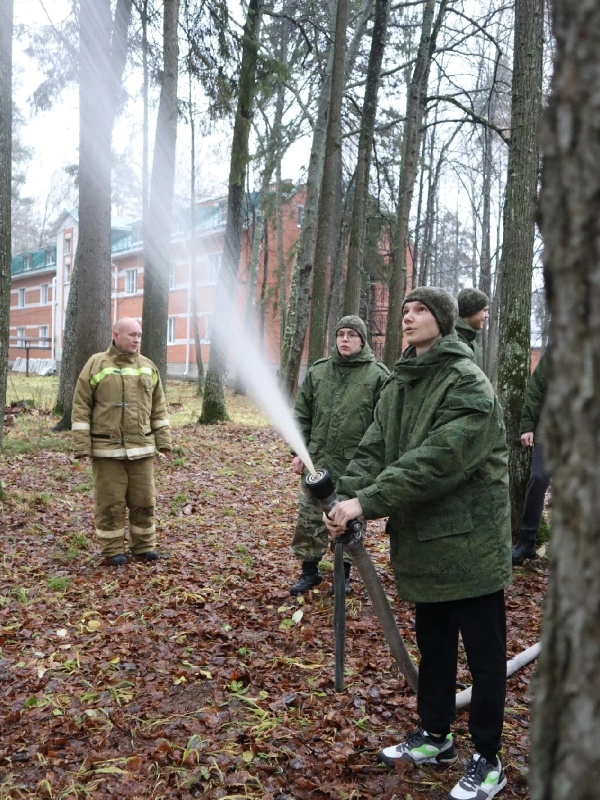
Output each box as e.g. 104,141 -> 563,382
54,0 -> 132,429
188,74 -> 204,394
0,0 -> 13,464
383,0 -> 446,368
200,0 -> 264,423
279,49 -> 333,395
496,0 -> 543,536
309,0 -> 348,363
280,0 -> 374,395
141,0 -> 180,387
344,0 -> 390,315
530,2 -> 600,798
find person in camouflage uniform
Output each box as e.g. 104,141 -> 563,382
289,315 -> 389,595
512,349 -> 550,564
456,287 -> 489,370
325,287 -> 511,800
72,317 -> 172,566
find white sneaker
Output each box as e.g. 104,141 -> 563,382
449,753 -> 507,800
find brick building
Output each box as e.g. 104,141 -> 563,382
8,188 -> 312,376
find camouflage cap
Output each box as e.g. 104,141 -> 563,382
457,287 -> 490,318
402,286 -> 458,337
335,315 -> 368,345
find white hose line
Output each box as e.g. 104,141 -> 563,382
455,642 -> 542,710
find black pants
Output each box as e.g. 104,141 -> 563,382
521,444 -> 551,536
415,590 -> 506,762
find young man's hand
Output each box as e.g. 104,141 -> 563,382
323,498 -> 363,536
291,456 -> 304,475
520,432 -> 534,447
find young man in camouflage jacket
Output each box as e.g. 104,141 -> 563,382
325,288 -> 511,800
289,315 -> 389,595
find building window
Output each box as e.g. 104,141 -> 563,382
39,326 -> 49,347
169,262 -> 177,289
16,327 -> 25,347
207,253 -> 221,284
125,269 -> 138,295
41,284 -> 49,305
167,317 -> 176,344
201,314 -> 212,344
18,287 -> 26,308
297,205 -> 304,227
64,265 -> 71,283
64,237 -> 72,255
23,254 -> 32,270
45,249 -> 55,266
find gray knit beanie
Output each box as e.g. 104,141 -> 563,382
457,287 -> 489,318
402,286 -> 458,337
335,315 -> 368,345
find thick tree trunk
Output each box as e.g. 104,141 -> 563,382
55,0 -> 132,429
54,0 -> 132,429
383,0 -> 445,367
530,3 -> 600,799
344,0 -> 390,315
496,0 -> 543,536
0,0 -> 13,462
200,0 -> 263,423
141,0 -> 180,387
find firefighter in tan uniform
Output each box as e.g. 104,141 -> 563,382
72,317 -> 172,565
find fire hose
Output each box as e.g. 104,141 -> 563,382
304,469 -> 541,701
305,469 -> 419,694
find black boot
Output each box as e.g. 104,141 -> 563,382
290,561 -> 323,595
512,531 -> 538,565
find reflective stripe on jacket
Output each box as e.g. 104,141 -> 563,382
72,345 -> 172,459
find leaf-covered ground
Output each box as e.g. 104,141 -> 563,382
0,385 -> 547,800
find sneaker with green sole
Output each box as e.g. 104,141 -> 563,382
449,753 -> 507,800
378,729 -> 457,767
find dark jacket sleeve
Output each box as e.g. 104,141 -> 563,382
519,352 -> 548,434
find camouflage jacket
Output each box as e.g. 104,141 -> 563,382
294,343 -> 389,481
72,345 -> 172,459
519,351 -> 548,435
455,318 -> 484,370
337,334 -> 511,603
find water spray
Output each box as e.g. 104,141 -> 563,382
305,469 -> 418,693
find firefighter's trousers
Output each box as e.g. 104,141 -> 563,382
92,457 -> 156,557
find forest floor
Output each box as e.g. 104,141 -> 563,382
0,376 -> 548,800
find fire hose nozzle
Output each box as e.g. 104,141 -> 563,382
304,469 -> 363,538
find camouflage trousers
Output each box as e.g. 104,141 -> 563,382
92,457 -> 156,557
291,485 -> 352,564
